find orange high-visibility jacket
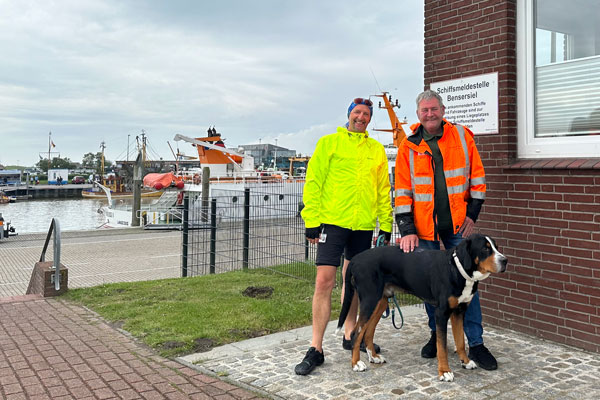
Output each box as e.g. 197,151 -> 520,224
394,120 -> 485,241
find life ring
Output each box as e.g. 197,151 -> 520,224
192,174 -> 201,185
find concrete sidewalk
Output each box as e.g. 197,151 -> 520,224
0,229 -> 181,298
181,306 -> 600,400
0,296 -> 266,399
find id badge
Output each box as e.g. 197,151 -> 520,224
319,233 -> 327,243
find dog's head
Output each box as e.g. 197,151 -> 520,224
455,234 -> 508,280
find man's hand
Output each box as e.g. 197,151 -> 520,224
399,234 -> 419,252
458,217 -> 475,238
305,227 -> 320,244
377,230 -> 392,246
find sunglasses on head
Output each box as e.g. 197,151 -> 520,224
353,98 -> 373,107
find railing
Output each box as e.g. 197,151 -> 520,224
40,218 -> 62,290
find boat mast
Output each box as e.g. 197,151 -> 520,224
100,141 -> 106,184
372,92 -> 408,147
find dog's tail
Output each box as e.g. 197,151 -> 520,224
335,262 -> 355,335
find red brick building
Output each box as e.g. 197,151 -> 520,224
423,0 -> 599,352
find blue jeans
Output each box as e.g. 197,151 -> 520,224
419,232 -> 484,347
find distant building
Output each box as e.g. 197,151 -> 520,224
239,143 -> 296,169
0,169 -> 22,185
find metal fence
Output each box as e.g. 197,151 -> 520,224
180,181 -> 420,306
181,181 -> 319,280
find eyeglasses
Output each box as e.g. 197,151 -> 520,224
353,98 -> 373,107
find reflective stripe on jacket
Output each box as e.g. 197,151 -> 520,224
302,126 -> 393,232
394,120 -> 485,240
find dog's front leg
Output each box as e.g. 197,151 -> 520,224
435,323 -> 454,382
450,312 -> 477,370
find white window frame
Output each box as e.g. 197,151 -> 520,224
517,0 -> 600,159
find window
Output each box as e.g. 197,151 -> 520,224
517,0 -> 600,158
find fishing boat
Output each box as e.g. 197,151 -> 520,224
173,129 -> 305,221
82,175 -> 163,199
0,191 -> 16,204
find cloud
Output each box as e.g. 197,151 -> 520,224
0,0 -> 423,166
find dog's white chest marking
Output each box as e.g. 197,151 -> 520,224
457,281 -> 475,303
453,250 -> 489,304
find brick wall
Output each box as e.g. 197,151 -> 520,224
424,0 -> 600,352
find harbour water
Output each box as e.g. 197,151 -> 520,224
0,198 -> 107,234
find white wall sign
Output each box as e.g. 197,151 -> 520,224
430,72 -> 498,134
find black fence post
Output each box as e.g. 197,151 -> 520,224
182,194 -> 189,277
210,198 -> 217,274
243,188 -> 250,270
305,238 -> 309,260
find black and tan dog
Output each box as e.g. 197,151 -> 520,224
336,234 -> 507,381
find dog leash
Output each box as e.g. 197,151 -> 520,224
377,235 -> 404,329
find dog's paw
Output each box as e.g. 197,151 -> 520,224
367,350 -> 386,364
353,361 -> 367,372
461,360 -> 477,370
367,349 -> 385,364
438,371 -> 454,382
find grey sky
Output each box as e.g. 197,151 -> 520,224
0,0 -> 424,167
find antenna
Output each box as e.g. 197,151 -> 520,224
369,66 -> 383,93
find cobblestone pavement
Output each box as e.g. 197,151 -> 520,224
2,229 -> 600,399
0,229 -> 181,297
181,306 -> 600,400
0,296 -> 266,399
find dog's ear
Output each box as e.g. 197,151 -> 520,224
455,236 -> 475,272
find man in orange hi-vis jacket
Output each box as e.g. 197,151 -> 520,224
394,89 -> 497,371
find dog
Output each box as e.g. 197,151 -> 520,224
336,234 -> 507,382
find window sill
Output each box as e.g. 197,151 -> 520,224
503,158 -> 600,170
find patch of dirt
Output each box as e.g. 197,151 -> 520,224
242,286 -> 274,299
191,338 -> 215,353
160,340 -> 186,350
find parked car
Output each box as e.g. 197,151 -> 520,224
71,176 -> 85,184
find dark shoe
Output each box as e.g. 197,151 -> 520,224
294,347 -> 324,375
342,336 -> 381,354
468,344 -> 497,370
421,331 -> 437,358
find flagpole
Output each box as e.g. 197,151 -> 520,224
48,131 -> 51,171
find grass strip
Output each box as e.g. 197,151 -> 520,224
63,267 -> 342,357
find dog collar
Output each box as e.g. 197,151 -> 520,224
453,251 -> 490,282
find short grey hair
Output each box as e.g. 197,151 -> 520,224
416,90 -> 444,109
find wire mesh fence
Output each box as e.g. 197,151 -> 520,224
180,181 -> 421,306
181,181 -> 319,280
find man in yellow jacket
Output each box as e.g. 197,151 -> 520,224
395,89 -> 496,370
294,98 -> 393,376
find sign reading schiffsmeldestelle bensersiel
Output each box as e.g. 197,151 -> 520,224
430,72 -> 498,135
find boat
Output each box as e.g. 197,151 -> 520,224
82,175 -> 163,199
173,129 -> 305,221
143,172 -> 185,190
96,181 -> 184,229
97,127 -> 304,229
82,189 -> 163,199
0,191 -> 17,204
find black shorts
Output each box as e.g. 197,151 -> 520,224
315,224 -> 373,266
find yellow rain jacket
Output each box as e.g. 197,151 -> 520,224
301,127 -> 393,232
